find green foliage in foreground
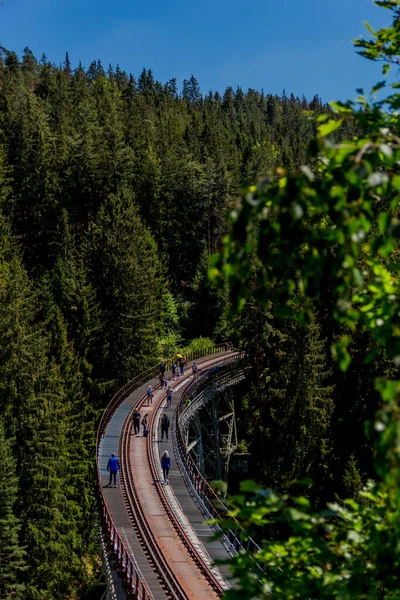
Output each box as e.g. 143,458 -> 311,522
220,475 -> 400,600
213,1 -> 400,597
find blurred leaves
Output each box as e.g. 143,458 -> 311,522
213,1 -> 400,598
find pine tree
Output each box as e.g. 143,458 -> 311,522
17,357 -> 82,599
342,454 -> 364,502
44,211 -> 101,401
138,68 -> 155,99
38,275 -> 97,564
182,75 -> 201,103
90,189 -> 163,388
0,420 -> 26,600
21,47 -> 37,87
261,321 -> 334,501
0,214 -> 44,427
245,140 -> 281,181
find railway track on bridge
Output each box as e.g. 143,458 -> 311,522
97,349 -> 237,600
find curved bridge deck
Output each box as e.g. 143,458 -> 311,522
98,351 -> 238,599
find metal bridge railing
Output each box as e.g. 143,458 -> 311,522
99,528 -> 118,600
174,354 -> 262,559
96,343 -> 227,599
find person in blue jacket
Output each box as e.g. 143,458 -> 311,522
161,450 -> 171,484
107,453 -> 119,487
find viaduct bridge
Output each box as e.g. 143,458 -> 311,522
96,345 -> 259,599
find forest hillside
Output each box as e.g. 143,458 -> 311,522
0,48 -> 353,599
0,1 -> 398,598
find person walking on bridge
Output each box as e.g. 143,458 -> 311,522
132,409 -> 141,434
146,385 -> 154,406
166,386 -> 173,407
161,450 -> 171,484
142,414 -> 148,436
107,453 -> 119,487
161,414 -> 170,440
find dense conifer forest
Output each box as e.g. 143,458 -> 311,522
0,44 -> 383,599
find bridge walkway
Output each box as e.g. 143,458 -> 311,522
155,379 -> 232,582
99,352 -> 234,599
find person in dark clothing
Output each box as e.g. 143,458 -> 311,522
142,414 -> 148,435
161,414 -> 170,440
107,453 -> 119,487
172,363 -> 176,380
159,362 -> 166,376
132,409 -> 141,434
161,450 -> 171,484
166,386 -> 173,407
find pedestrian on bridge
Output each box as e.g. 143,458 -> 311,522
166,386 -> 173,407
179,359 -> 184,377
107,453 -> 119,487
161,450 -> 171,484
161,414 -> 170,440
159,361 -> 166,377
132,409 -> 141,434
172,362 -> 177,380
142,414 -> 148,436
146,385 -> 154,405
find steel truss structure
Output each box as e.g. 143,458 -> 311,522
179,357 -> 248,482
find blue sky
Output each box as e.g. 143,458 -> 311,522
0,0 -> 393,103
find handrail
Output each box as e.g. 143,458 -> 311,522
99,526 -> 118,600
95,343 -> 227,598
96,344 -> 226,444
175,356 -> 242,519
174,354 -> 262,556
144,386 -> 227,595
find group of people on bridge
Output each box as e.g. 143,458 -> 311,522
105,349 -> 216,488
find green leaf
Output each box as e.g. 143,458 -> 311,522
330,101 -> 353,114
331,337 -> 352,371
364,348 -> 378,364
363,21 -> 375,35
294,496 -> 311,510
378,212 -> 389,234
240,480 -> 259,492
318,119 -> 343,137
371,80 -> 386,93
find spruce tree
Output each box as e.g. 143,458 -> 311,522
261,320 -> 334,501
0,420 -> 26,600
90,189 -> 163,389
182,75 -> 201,103
17,357 -> 82,599
38,276 -> 97,565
